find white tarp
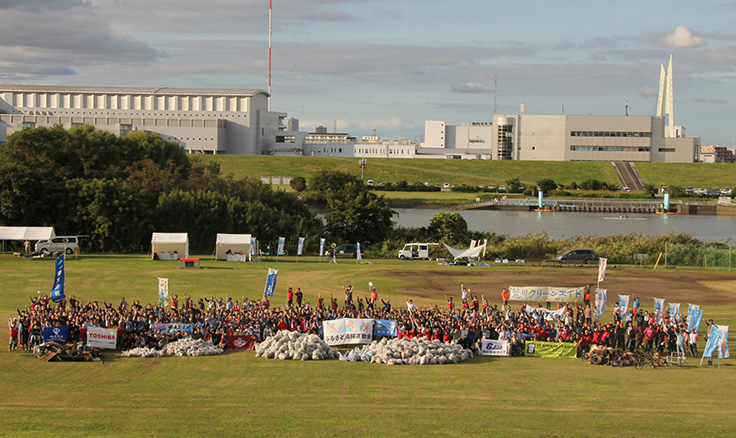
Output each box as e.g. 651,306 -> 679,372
151,232 -> 189,259
215,233 -> 252,261
443,242 -> 487,260
0,226 -> 55,241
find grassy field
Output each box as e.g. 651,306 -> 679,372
1,254 -> 735,437
199,155 -> 736,190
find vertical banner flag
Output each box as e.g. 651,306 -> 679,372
319,238 -> 325,257
703,325 -> 730,359
264,268 -> 278,297
251,237 -> 257,256
50,255 -> 65,302
595,288 -> 607,316
687,303 -> 700,325
297,237 -> 305,256
277,237 -> 285,256
618,295 -> 631,321
688,309 -> 703,333
654,298 -> 665,325
158,277 -> 169,307
669,303 -> 681,323
356,242 -> 362,261
598,258 -> 608,282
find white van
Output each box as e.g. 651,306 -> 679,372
35,236 -> 79,254
398,243 -> 437,260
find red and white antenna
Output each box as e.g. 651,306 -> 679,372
268,0 -> 272,111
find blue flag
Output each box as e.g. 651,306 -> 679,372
654,298 -> 665,325
319,238 -> 325,257
669,303 -> 681,323
618,295 -> 630,321
356,242 -> 362,260
297,237 -> 305,256
703,325 -> 730,359
250,237 -> 257,256
277,237 -> 285,256
51,255 -> 65,302
264,268 -> 278,297
688,309 -> 703,333
595,288 -> 607,316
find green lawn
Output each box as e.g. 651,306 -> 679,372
1,254 -> 734,437
199,155 -> 736,190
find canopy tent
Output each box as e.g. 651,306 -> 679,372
0,226 -> 55,241
151,233 -> 189,260
215,233 -> 252,261
443,242 -> 487,260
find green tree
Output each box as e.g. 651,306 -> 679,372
536,178 -> 558,193
428,212 -> 468,244
506,177 -> 524,193
290,176 -> 307,192
324,183 -> 395,244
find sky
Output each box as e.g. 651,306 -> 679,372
1,0 -> 735,147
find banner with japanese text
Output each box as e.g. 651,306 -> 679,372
619,295 -> 631,321
596,289 -> 607,316
523,305 -> 568,321
277,237 -> 285,256
225,335 -> 256,350
508,286 -> 585,303
688,309 -> 703,333
297,237 -> 305,256
158,277 -> 169,308
43,326 -> 69,343
525,341 -> 577,358
51,255 -> 65,302
669,303 -> 681,323
654,298 -> 665,325
703,325 -> 730,359
323,318 -> 373,346
374,319 -> 398,337
152,323 -> 193,334
264,268 -> 278,297
597,258 -> 607,282
319,238 -> 325,257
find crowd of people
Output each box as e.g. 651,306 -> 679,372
8,284 -> 714,359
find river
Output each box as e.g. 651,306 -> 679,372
392,208 -> 736,241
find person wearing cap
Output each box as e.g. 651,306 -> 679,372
8,314 -> 19,351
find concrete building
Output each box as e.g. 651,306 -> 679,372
0,84 -> 300,155
700,145 -> 735,163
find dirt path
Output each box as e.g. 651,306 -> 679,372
387,267 -> 736,306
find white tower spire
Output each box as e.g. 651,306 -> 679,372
656,55 -> 675,137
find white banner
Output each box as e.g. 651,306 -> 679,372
158,277 -> 169,307
508,286 -> 585,303
322,318 -> 373,346
480,339 -> 510,356
598,258 -> 607,282
523,305 -> 568,321
87,327 -> 117,349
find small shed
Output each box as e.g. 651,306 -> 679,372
151,233 -> 189,260
215,233 -> 252,261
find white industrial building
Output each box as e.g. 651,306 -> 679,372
0,85 -> 303,155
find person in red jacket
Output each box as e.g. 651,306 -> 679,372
286,288 -> 294,308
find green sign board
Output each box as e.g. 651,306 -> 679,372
525,341 -> 577,358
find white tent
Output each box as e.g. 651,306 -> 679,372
0,226 -> 55,241
443,242 -> 487,260
215,233 -> 252,261
151,233 -> 189,260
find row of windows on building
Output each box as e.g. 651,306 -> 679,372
570,145 -> 651,152
570,131 -> 652,138
22,110 -> 244,118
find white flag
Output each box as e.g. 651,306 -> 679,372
598,258 -> 607,282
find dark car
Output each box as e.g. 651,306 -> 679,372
556,249 -> 596,264
332,243 -> 359,258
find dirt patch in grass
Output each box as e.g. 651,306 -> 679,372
387,267 -> 736,306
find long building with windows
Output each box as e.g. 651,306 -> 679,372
0,85 -> 301,155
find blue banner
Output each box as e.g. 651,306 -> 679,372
297,237 -> 305,256
251,237 -> 257,256
356,242 -> 362,260
703,325 -> 730,359
152,323 -> 193,334
688,309 -> 703,333
43,326 -> 69,343
618,295 -> 630,321
669,303 -> 681,323
264,268 -> 278,297
319,238 -> 325,257
654,298 -> 665,325
374,319 -> 398,337
277,237 -> 285,256
51,255 -> 65,302
595,288 -> 607,316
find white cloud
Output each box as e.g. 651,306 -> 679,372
451,82 -> 492,93
661,26 -> 705,48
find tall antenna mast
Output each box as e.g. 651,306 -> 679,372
268,0 -> 272,111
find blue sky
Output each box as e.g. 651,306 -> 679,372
1,0 -> 735,147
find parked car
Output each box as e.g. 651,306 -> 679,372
556,248 -> 596,264
331,243 -> 360,258
35,236 -> 79,255
443,183 -> 450,189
